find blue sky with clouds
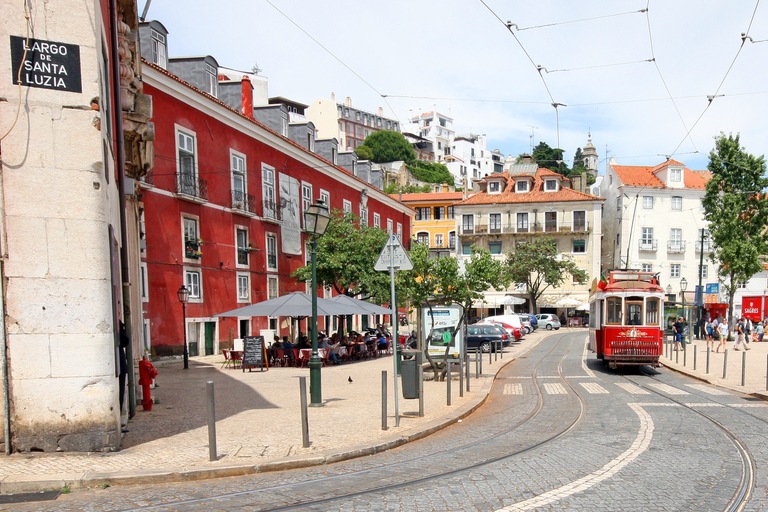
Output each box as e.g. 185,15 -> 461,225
143,0 -> 768,173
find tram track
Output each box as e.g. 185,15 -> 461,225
624,370 -> 756,512
110,333 -> 589,512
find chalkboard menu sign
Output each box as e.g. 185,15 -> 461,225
242,336 -> 266,372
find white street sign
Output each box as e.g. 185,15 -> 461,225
374,234 -> 413,271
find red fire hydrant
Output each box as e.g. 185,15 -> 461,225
138,356 -> 158,411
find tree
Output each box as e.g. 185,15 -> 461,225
702,133 -> 768,332
532,141 -> 570,176
406,160 -> 455,186
504,237 -> 588,313
355,130 -> 415,163
572,147 -> 585,171
398,244 -> 509,380
383,182 -> 432,194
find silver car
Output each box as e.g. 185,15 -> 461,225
518,314 -> 532,334
535,313 -> 561,330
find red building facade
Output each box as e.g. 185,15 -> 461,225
139,61 -> 411,357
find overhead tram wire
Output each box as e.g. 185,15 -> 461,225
507,7 -> 647,31
262,0 -> 401,125
667,0 -> 761,159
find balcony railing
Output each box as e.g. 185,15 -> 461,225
139,169 -> 154,186
667,240 -> 687,254
460,221 -> 591,236
638,239 -> 658,252
695,240 -> 711,253
262,199 -> 282,222
176,173 -> 208,201
231,190 -> 256,214
415,239 -> 456,250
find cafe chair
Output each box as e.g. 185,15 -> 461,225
221,349 -> 233,369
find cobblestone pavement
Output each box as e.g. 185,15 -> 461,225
0,329 -> 548,495
14,331 -> 768,511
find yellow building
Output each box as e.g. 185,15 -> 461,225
393,191 -> 464,258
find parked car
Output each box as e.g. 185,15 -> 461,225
535,313 -> 561,330
484,315 -> 525,338
484,320 -> 522,341
466,323 -> 509,352
527,314 -> 539,330
518,314 -> 533,334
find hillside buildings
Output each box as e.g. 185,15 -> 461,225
306,95 -> 401,151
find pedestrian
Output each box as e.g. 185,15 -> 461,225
745,317 -> 753,345
734,318 -> 750,350
673,316 -> 684,351
716,317 -> 728,352
757,321 -> 765,342
704,316 -> 714,351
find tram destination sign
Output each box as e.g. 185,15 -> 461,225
10,36 -> 82,93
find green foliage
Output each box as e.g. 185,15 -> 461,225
572,147 -> 585,170
384,182 -> 432,194
354,145 -> 373,161
292,210 -> 390,300
504,237 -> 588,313
532,141 -> 570,176
356,130 -> 416,163
702,133 -> 768,326
406,160 -> 455,186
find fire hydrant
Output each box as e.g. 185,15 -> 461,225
138,356 -> 158,411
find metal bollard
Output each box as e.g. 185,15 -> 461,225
446,358 -> 452,406
206,381 -> 217,462
693,346 -> 697,371
299,376 -> 309,448
381,370 -> 388,430
675,345 -> 679,364
489,345 -> 492,365
706,347 -> 710,374
479,348 -> 482,376
723,349 -> 728,379
742,351 -> 746,387
500,340 -> 503,359
683,343 -> 687,366
459,356 -> 464,398
465,351 -> 470,392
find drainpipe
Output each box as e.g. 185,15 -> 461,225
0,146 -> 10,452
110,0 -> 136,419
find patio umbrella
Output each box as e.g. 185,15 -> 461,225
213,291 -> 352,318
328,294 -> 393,315
555,297 -> 584,308
499,295 -> 526,305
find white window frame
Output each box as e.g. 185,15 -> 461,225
699,264 -> 708,279
360,207 -> 368,226
231,150 -> 247,208
182,214 -> 200,262
343,199 -> 352,213
672,196 -> 682,210
387,219 -> 394,234
266,232 -> 278,272
237,273 -> 250,303
516,212 -> 529,232
641,227 -> 654,248
320,189 -> 330,208
140,262 -> 149,302
175,125 -> 198,184
670,168 -> 682,182
267,275 -> 279,299
373,213 -> 381,228
489,212 -> 502,232
205,63 -> 218,97
150,29 -> 167,68
642,196 -> 653,209
434,233 -> 444,247
302,182 -> 313,228
670,263 -> 681,278
184,268 -> 203,302
670,228 -> 682,250
262,164 -> 277,219
235,226 -> 249,268
642,263 -> 652,272
489,181 -> 501,194
397,223 -> 402,241
545,180 -> 557,192
516,180 -> 529,192
572,239 -> 586,253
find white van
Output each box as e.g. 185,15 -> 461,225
483,315 -> 524,329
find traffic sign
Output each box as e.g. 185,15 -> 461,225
374,235 -> 413,271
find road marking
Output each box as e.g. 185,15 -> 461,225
685,384 -> 731,395
615,383 -> 650,395
646,382 -> 689,395
732,403 -> 768,408
582,335 -> 596,378
579,382 -> 609,394
497,403 -> 654,511
543,383 -> 567,394
684,403 -> 724,407
503,383 -> 523,395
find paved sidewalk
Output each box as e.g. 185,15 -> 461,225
660,335 -> 768,399
0,330 -> 550,494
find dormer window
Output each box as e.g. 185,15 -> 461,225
545,180 -> 557,192
489,181 -> 501,194
150,29 -> 167,69
670,168 -> 682,182
205,63 -> 217,97
517,180 -> 529,193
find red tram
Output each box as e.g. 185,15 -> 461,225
588,270 -> 665,368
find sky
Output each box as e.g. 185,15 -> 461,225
142,0 -> 768,173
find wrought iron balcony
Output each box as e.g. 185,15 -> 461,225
667,240 -> 686,254
231,190 -> 256,214
176,173 -> 208,201
638,239 -> 658,252
262,199 -> 282,222
138,169 -> 154,186
695,240 -> 711,253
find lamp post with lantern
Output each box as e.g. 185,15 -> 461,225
177,285 -> 190,370
303,200 -> 331,406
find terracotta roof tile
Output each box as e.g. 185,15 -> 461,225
453,169 -> 602,206
392,192 -> 465,202
613,161 -> 709,189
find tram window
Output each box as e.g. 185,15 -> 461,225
646,298 -> 659,325
606,297 -> 622,324
626,300 -> 643,325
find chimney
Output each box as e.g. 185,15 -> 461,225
442,182 -> 448,193
331,92 -> 336,102
462,177 -> 468,200
241,75 -> 254,120
378,107 -> 383,116
345,96 -> 352,107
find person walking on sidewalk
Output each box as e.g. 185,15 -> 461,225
716,318 -> 728,353
705,316 -> 714,351
673,316 -> 684,351
733,318 -> 750,351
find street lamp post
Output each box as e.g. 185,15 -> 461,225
177,285 -> 190,370
304,200 -> 331,406
680,277 -> 688,342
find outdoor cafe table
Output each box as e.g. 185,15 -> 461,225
298,348 -> 330,366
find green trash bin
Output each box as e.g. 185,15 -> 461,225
400,350 -> 420,399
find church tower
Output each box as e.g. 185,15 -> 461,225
582,133 -> 598,177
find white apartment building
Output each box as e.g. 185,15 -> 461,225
405,111 -> 455,163
601,158 -> 712,301
454,165 -> 603,313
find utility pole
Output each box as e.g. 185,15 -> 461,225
526,125 -> 538,154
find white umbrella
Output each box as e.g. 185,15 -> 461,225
577,303 -> 590,311
499,295 -> 526,305
555,297 -> 584,308
328,294 -> 393,315
213,291 -> 351,318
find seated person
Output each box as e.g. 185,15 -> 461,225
629,314 -> 641,325
318,337 -> 339,364
282,338 -> 293,350
377,333 -> 388,351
